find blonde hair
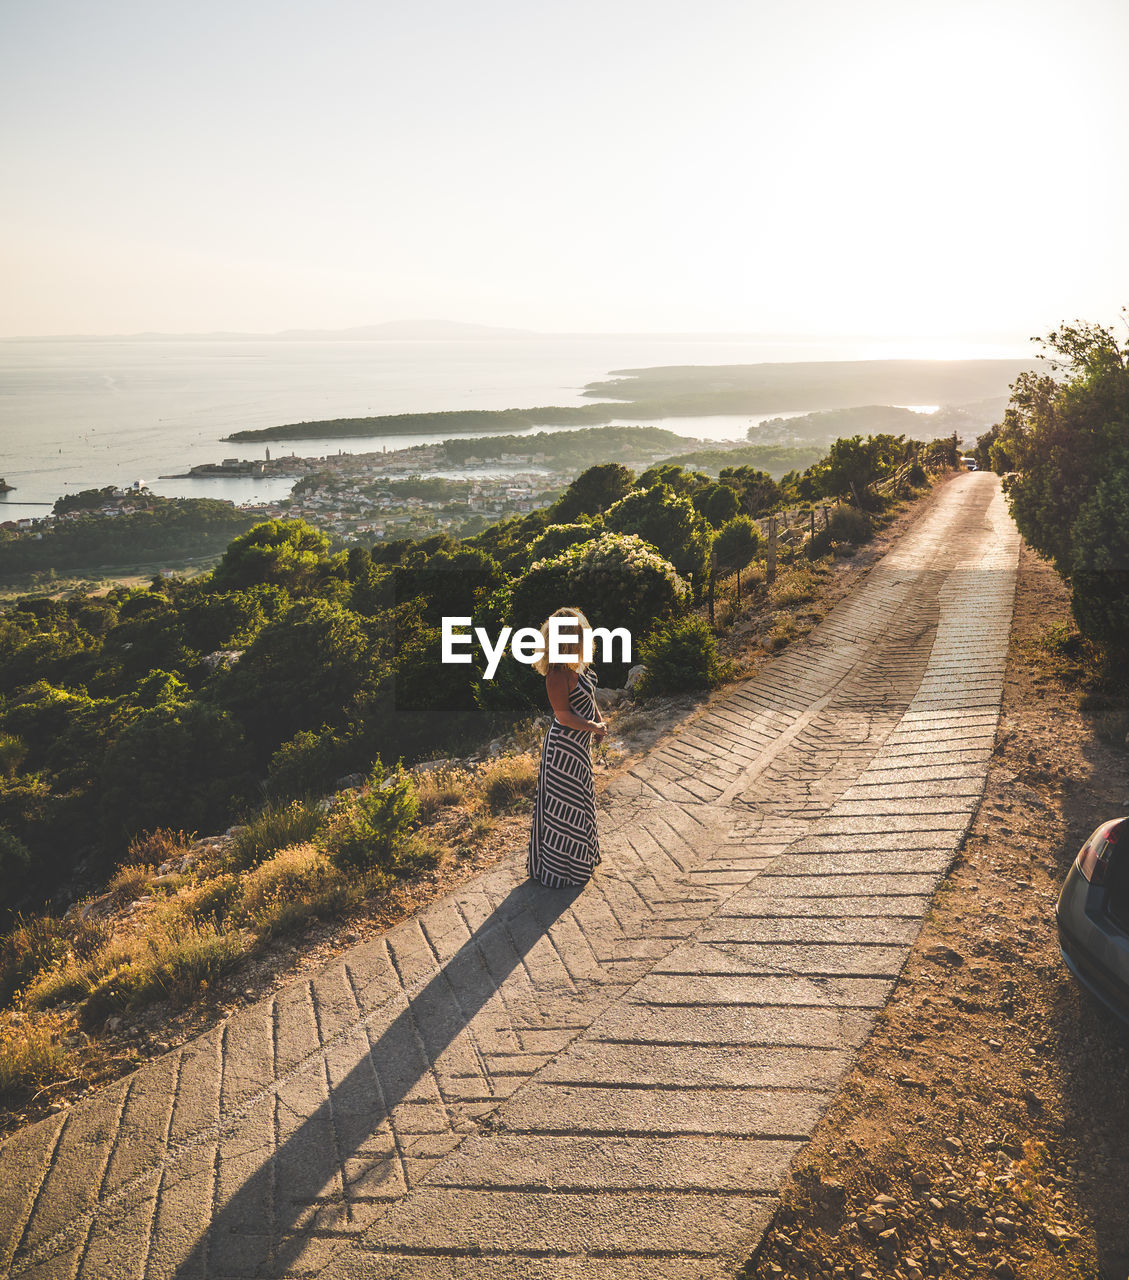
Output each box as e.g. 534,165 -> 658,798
532,606 -> 592,677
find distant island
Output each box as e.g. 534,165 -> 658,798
4,318 -> 541,343
225,358 -> 1032,444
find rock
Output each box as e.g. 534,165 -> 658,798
202,649 -> 244,670
993,1264 -> 1016,1280
942,1136 -> 964,1154
877,1227 -> 899,1260
106,1016 -> 122,1032
993,1216 -> 1015,1231
874,1194 -> 898,1208
412,757 -> 456,774
926,945 -> 965,967
150,874 -> 179,889
815,1178 -> 846,1206
911,1170 -> 931,1187
928,1197 -> 945,1211
625,664 -> 646,692
594,686 -> 626,711
334,773 -> 365,791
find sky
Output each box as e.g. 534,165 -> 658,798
2,0 -> 1128,341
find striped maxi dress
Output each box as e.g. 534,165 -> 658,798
527,666 -> 602,887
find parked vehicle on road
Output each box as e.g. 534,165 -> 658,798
1057,817 -> 1129,1024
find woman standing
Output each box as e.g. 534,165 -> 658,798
527,607 -> 606,887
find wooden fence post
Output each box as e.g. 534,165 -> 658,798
766,516 -> 777,586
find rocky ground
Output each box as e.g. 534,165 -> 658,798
741,543 -> 1129,1280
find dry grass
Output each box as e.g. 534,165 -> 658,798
0,1012 -> 72,1095
126,827 -> 195,867
768,563 -> 819,609
236,844 -> 359,937
478,754 -> 539,813
103,863 -> 154,909
227,800 -> 325,870
416,766 -> 473,822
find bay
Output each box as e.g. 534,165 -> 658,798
0,333 -> 1019,518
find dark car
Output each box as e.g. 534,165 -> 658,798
1057,817 -> 1129,1024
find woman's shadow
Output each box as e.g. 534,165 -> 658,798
175,878 -> 584,1279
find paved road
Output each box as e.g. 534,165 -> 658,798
0,474 -> 1020,1279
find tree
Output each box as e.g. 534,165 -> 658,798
990,315 -> 1129,658
214,599 -> 374,755
718,467 -> 781,518
602,484 -> 713,586
715,516 -> 760,599
210,519 -> 331,591
1069,463 -> 1129,658
822,436 -> 882,505
635,464 -> 706,498
99,700 -> 253,843
694,483 -> 740,530
550,463 -> 634,522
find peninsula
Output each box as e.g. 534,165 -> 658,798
222,357 -> 1031,444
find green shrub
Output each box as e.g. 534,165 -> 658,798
266,725 -> 361,800
828,507 -> 873,545
0,829 -> 31,890
322,763 -> 419,874
1069,462 -> 1129,663
602,484 -> 712,584
0,732 -> 26,779
228,800 -> 325,870
636,616 -> 724,697
806,528 -> 832,559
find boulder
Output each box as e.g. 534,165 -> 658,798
594,686 -> 626,712
625,664 -> 647,693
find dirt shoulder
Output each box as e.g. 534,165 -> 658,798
741,543 -> 1129,1280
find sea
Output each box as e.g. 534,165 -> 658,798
0,334 -> 1026,519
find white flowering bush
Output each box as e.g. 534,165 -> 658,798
510,532 -> 689,640
529,522 -> 599,562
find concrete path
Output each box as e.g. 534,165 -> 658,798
0,474 -> 1020,1280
